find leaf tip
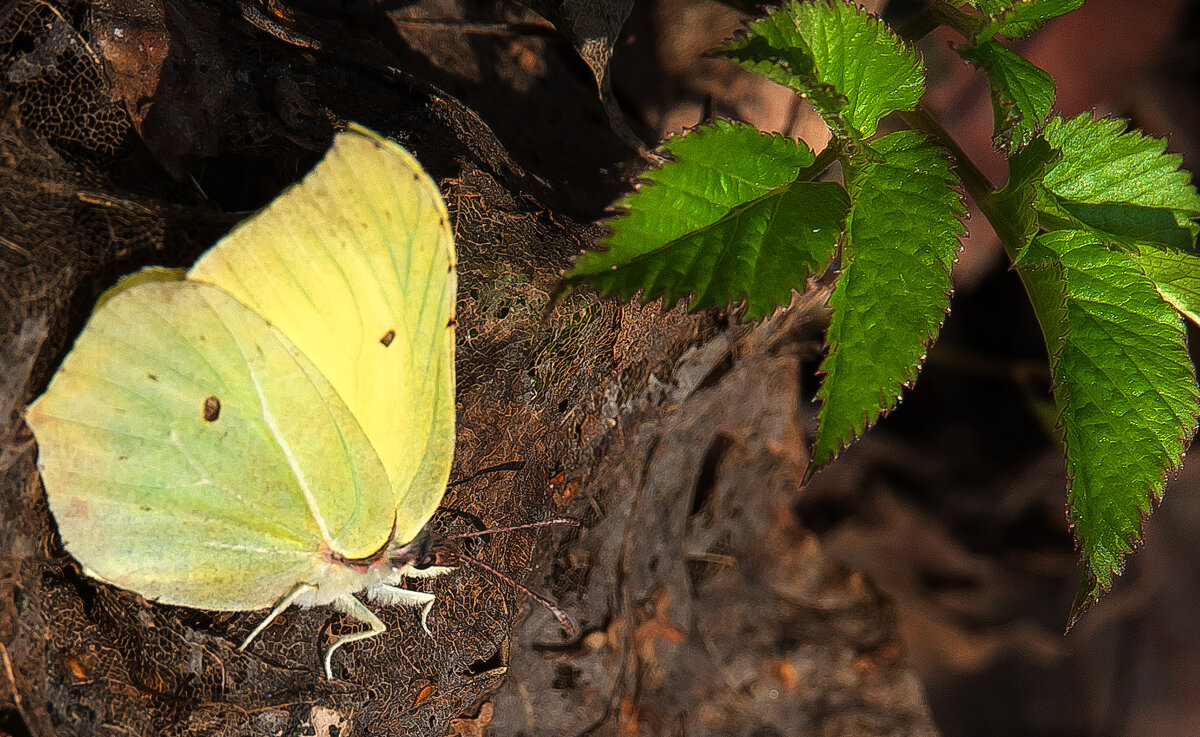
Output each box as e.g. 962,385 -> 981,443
1066,567 -> 1100,631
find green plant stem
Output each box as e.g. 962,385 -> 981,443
899,106 -> 1024,261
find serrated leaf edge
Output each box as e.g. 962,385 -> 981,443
810,134 -> 967,467
1023,245 -> 1200,621
566,118 -> 824,316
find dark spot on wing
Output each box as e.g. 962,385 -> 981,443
447,317 -> 457,328
202,395 -> 221,422
147,373 -> 159,382
380,329 -> 396,347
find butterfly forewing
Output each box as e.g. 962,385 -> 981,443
188,126 -> 457,545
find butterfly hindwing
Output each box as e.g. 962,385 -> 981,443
26,280 -> 396,610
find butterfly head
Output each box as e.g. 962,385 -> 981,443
387,526 -> 457,577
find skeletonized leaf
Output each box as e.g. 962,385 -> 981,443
812,131 -> 965,466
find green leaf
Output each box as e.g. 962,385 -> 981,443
1133,244 -> 1200,326
993,136 -> 1059,247
1041,114 -> 1200,250
1016,231 -> 1199,618
969,0 -> 1086,39
812,131 -> 966,466
717,0 -> 924,140
565,120 -> 850,319
958,40 -> 1054,151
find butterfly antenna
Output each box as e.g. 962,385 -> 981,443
440,517 -> 579,635
446,517 -> 579,541
455,549 -> 576,636
447,460 -> 526,488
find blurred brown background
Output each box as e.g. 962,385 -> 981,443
604,1 -> 1200,735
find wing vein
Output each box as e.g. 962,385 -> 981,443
244,365 -> 335,546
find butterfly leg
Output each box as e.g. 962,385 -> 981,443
325,594 -> 386,679
367,584 -> 437,636
239,582 -> 316,652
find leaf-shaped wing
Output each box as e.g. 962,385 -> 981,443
26,281 -> 395,610
189,126 -> 456,544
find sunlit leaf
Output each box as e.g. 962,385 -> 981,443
565,120 -> 849,318
812,131 -> 965,466
717,0 -> 924,140
970,0 -> 1086,39
1041,114 -> 1200,250
1016,231 -> 1199,619
959,40 -> 1054,151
